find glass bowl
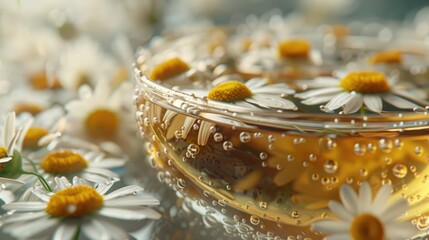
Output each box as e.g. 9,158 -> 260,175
134,20 -> 429,239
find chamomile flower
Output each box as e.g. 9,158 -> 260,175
295,70 -> 428,114
1,177 -> 161,240
160,77 -> 296,146
17,106 -> 65,150
0,86 -> 53,116
27,148 -> 125,183
65,80 -> 130,141
311,182 -> 416,240
57,37 -> 118,90
206,77 -> 297,110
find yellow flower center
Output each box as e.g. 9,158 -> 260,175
0,147 -> 8,172
369,51 -> 402,64
13,103 -> 43,116
207,81 -> 252,102
30,72 -> 62,90
23,127 -> 49,149
339,71 -> 389,93
350,214 -> 384,240
149,57 -> 190,81
45,185 -> 103,218
85,109 -> 119,140
278,39 -> 310,59
41,150 -> 88,174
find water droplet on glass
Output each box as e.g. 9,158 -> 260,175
223,141 -> 233,151
259,152 -> 268,160
213,133 -> 223,142
378,139 -> 393,153
415,146 -> 423,155
239,132 -> 251,143
353,143 -> 366,156
417,216 -> 429,231
250,215 -> 260,225
392,164 -> 408,178
259,201 -> 267,209
291,211 -> 300,218
324,159 -> 338,174
187,144 -> 200,156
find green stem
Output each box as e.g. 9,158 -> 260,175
20,170 -> 52,192
72,225 -> 81,240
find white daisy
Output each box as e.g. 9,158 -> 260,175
205,77 -> 297,110
311,182 -> 416,240
0,112 -> 27,170
0,86 -> 53,116
24,148 -> 125,183
57,37 -> 118,90
295,70 -> 428,114
65,80 -> 130,141
16,105 -> 66,150
158,77 -> 296,146
1,176 -> 161,240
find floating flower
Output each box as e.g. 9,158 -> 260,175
1,177 -> 161,240
295,70 -> 428,114
311,182 -> 416,240
277,39 -> 311,59
207,77 -> 296,110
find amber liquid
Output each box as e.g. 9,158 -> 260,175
137,98 -> 429,239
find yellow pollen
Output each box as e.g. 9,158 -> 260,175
369,51 -> 402,64
45,185 -> 103,218
149,57 -> 190,81
350,214 -> 384,240
207,81 -> 252,102
0,147 -> 7,172
41,150 -> 89,174
23,127 -> 49,149
339,71 -> 389,93
278,39 -> 311,59
85,109 -> 119,140
13,103 -> 43,116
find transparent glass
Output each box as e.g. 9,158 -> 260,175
134,24 -> 429,239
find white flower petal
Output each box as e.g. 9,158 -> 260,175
0,157 -> 12,163
371,184 -> 392,215
2,212 -> 46,224
385,222 -> 418,240
326,233 -> 352,240
324,92 -> 354,111
81,172 -> 117,183
245,78 -> 267,89
380,199 -> 409,222
103,185 -> 144,200
252,84 -> 295,95
4,112 -> 16,147
104,195 -> 160,207
248,95 -> 297,110
55,177 -> 72,189
94,180 -> 115,195
3,202 -> 47,211
6,216 -> 57,239
84,167 -> 119,179
295,87 -> 342,99
98,207 -> 161,220
342,93 -> 363,114
382,94 -> 419,109
82,218 -> 110,240
301,95 -> 337,105
92,217 -> 129,240
328,201 -> 354,221
298,77 -> 339,88
90,158 -> 126,168
357,182 -> 372,213
30,187 -> 52,202
182,117 -> 196,138
363,95 -> 383,113
311,220 -> 349,234
53,222 -> 77,240
339,184 -> 359,215
197,121 -> 215,146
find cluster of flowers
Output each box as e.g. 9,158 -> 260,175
0,0 -> 163,239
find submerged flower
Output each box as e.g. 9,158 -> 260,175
295,70 -> 428,114
149,57 -> 191,81
311,182 -> 416,240
1,177 -> 161,240
277,39 -> 311,59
